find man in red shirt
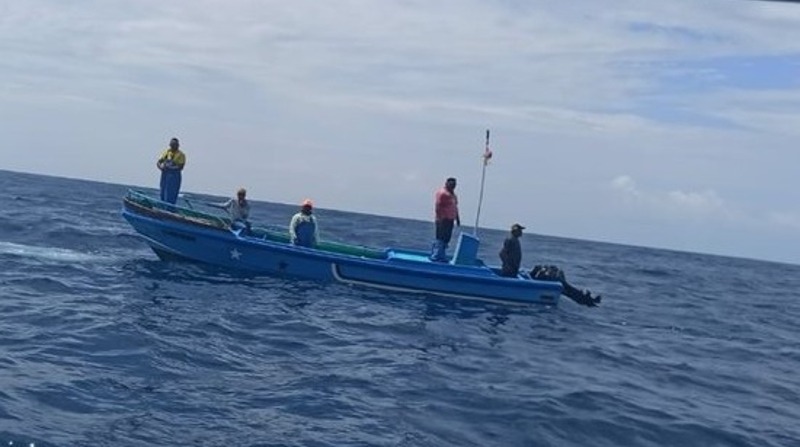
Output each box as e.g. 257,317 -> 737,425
430,177 -> 460,262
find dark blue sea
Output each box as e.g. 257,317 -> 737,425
1,169 -> 798,447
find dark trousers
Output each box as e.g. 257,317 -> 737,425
500,266 -> 518,277
430,219 -> 455,261
435,219 -> 455,244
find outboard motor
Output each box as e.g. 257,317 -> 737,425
530,265 -> 601,307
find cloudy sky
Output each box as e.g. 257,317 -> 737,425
1,0 -> 798,264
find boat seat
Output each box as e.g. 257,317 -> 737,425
451,233 -> 480,266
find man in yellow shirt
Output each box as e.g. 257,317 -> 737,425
156,137 -> 186,204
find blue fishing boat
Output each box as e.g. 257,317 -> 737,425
121,190 -> 564,305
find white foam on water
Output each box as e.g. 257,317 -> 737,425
0,241 -> 108,263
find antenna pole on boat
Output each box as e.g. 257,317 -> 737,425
473,129 -> 491,236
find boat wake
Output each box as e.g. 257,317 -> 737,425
0,241 -> 109,263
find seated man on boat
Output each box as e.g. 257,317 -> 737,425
209,187 -> 251,234
499,223 -> 525,277
498,222 -> 602,306
290,199 -> 319,248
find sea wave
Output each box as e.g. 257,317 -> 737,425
1,170 -> 799,446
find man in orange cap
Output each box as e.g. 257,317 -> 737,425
290,199 -> 319,247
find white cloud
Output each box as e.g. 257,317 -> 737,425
611,175 -> 641,197
611,175 -> 732,220
667,189 -> 726,213
1,0 -> 799,263
768,212 -> 800,230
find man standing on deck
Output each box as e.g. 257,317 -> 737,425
430,177 -> 460,262
156,137 -> 186,204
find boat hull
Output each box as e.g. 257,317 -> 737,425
122,195 -> 562,306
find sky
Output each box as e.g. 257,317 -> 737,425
1,0 -> 799,264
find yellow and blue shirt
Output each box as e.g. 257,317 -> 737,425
158,148 -> 186,170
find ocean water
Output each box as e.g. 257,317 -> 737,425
0,169 -> 798,447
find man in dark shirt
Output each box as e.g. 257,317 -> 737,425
499,223 -> 525,277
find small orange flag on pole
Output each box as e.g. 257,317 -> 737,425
483,131 -> 493,165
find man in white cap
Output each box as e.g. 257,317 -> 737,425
499,223 -> 525,277
209,187 -> 251,233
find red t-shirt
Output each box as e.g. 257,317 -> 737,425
435,188 -> 459,221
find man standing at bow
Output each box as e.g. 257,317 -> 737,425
430,177 -> 460,262
156,137 -> 186,204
